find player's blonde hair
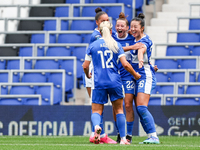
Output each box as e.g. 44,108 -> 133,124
99,21 -> 119,53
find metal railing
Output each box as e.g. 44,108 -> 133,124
177,16 -> 200,30
189,3 -> 200,16
9,69 -> 66,104
166,30 -> 200,43
0,82 -> 54,105
154,43 -> 200,57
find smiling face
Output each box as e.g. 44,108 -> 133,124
130,20 -> 144,41
115,20 -> 129,38
96,14 -> 109,28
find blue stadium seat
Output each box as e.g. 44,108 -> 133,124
35,60 -> 59,69
31,34 -> 56,43
12,72 -> 20,82
178,59 -> 196,69
37,47 -> 45,56
61,20 -> 69,30
0,73 -> 8,82
48,73 -> 63,104
72,47 -> 86,60
148,97 -> 161,105
189,19 -> 200,30
155,59 -> 178,69
0,98 -> 23,105
155,72 -> 168,82
93,0 -> 117,3
24,60 -> 32,69
165,97 -> 173,105
107,6 -> 122,19
0,60 -> 6,69
7,60 -> 20,69
118,0 -> 132,6
191,46 -> 200,56
19,47 -> 33,56
82,34 -> 92,43
10,86 -> 35,95
1,86 -> 8,94
55,7 -> 69,17
21,73 -> 47,83
44,20 -> 69,31
71,20 -> 95,30
85,0 -> 91,3
186,85 -> 200,94
166,46 -> 191,56
46,47 -> 71,56
189,71 -> 196,82
35,86 -> 51,105
177,33 -> 200,43
60,60 -> 74,91
136,0 -> 144,9
168,72 -> 185,82
178,85 -> 184,94
175,98 -> 199,105
153,85 -> 174,94
57,34 -> 82,43
82,7 -> 106,17
124,6 -> 132,22
66,0 -> 80,3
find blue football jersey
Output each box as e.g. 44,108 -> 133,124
85,38 -> 125,89
113,33 -> 135,78
90,28 -> 101,44
130,35 -> 155,77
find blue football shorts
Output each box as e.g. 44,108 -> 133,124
121,76 -> 136,95
91,86 -> 124,104
135,76 -> 157,97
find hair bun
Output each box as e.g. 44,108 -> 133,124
95,7 -> 102,14
138,13 -> 145,19
119,12 -> 126,19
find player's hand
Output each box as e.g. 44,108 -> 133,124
154,65 -> 158,72
134,72 -> 141,80
87,72 -> 92,79
139,59 -> 143,68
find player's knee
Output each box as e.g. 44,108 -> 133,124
136,105 -> 147,117
125,103 -> 133,112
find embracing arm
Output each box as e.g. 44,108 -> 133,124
119,56 -> 141,80
123,42 -> 144,52
138,47 -> 146,68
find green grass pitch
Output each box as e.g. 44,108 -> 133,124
0,136 -> 199,150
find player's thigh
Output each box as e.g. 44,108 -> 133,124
92,103 -> 104,115
135,92 -> 150,106
111,98 -> 124,114
124,93 -> 135,107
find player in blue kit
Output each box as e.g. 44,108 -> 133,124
82,21 -> 141,145
85,7 -> 117,144
112,12 -> 137,143
128,13 -> 160,144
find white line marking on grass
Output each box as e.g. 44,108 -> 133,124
0,144 -> 199,147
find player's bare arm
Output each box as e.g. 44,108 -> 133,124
123,42 -> 144,52
119,56 -> 141,80
138,47 -> 146,68
82,60 -> 91,79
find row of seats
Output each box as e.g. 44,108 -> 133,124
154,57 -> 198,69
166,45 -> 200,56
149,95 -> 200,106
4,33 -> 92,44
0,84 -> 55,105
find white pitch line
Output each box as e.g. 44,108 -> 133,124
0,144 -> 199,147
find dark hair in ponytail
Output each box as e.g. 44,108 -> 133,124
131,13 -> 145,29
95,7 -> 107,21
117,12 -> 129,26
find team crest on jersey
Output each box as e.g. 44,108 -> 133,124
95,35 -> 100,40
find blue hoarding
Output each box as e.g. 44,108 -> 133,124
0,106 -> 199,136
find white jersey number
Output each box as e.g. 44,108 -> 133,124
98,50 -> 114,69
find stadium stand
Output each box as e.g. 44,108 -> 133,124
1,0 -> 199,107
